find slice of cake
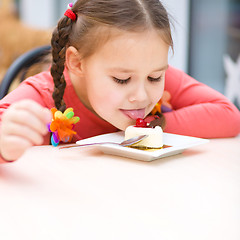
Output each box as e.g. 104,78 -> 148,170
125,118 -> 163,149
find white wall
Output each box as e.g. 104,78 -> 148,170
161,0 -> 190,72
19,0 -> 55,29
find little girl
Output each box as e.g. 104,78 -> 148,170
0,0 -> 239,162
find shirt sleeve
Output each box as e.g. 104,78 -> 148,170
164,66 -> 240,138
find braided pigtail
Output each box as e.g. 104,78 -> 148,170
50,4 -> 77,112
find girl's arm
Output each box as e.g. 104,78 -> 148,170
0,79 -> 52,163
164,66 -> 240,138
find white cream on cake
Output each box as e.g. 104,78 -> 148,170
125,125 -> 163,148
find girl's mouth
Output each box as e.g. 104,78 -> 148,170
120,108 -> 145,120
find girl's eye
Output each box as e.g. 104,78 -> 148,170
148,76 -> 163,82
113,77 -> 131,84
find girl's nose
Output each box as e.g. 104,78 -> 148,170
128,83 -> 148,103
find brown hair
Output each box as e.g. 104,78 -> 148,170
50,0 -> 173,112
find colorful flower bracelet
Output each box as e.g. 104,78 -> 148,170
47,107 -> 80,147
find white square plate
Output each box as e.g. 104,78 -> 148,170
76,132 -> 209,161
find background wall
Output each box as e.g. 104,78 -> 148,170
188,0 -> 229,93
19,0 -> 56,29
188,0 -> 240,108
161,0 -> 190,73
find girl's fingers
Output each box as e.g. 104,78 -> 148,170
13,99 -> 52,123
3,100 -> 52,135
3,122 -> 45,146
6,109 -> 49,135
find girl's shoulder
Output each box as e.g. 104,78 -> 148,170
23,70 -> 54,91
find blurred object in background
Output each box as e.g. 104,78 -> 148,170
0,46 -> 51,98
0,0 -> 51,90
224,54 -> 240,109
189,0 -> 240,109
227,0 -> 240,60
224,0 -> 240,108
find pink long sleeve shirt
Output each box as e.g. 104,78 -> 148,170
0,66 -> 239,163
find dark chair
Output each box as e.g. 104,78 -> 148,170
0,45 -> 51,99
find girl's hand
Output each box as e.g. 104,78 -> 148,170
0,100 -> 52,161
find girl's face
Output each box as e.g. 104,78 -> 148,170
74,30 -> 169,130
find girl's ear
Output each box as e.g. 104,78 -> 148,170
65,46 -> 83,76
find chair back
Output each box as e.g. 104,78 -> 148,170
0,45 -> 51,99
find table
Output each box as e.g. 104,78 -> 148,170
0,136 -> 239,240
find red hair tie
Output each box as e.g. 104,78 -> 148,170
64,9 -> 77,21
